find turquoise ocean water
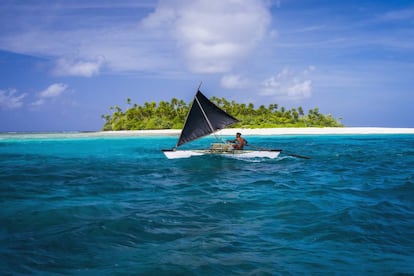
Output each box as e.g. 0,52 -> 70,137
1,133 -> 413,275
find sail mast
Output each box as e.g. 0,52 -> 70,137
175,85 -> 239,148
194,94 -> 221,142
175,89 -> 217,148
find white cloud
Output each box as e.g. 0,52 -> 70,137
142,0 -> 272,73
287,80 -> 312,98
0,1 -> 272,76
261,66 -> 315,100
0,89 -> 27,110
39,83 -> 68,98
220,74 -> 250,89
31,83 -> 69,106
0,3 -> 173,75
53,57 -> 104,77
30,99 -> 46,107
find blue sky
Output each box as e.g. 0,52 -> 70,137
1,0 -> 413,131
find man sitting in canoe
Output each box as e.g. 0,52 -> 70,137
229,132 -> 248,150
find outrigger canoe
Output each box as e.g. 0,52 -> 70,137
162,86 -> 281,159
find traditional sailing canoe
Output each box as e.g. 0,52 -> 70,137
162,88 -> 281,159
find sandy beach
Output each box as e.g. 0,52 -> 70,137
2,127 -> 414,140
98,127 -> 414,137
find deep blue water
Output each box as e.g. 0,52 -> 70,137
1,133 -> 413,275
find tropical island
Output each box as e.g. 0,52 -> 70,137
101,97 -> 343,131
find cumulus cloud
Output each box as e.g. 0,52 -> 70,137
142,0 -> 271,73
0,89 -> 27,110
32,83 -> 69,106
261,66 -> 315,100
0,1 -> 272,75
53,57 -> 104,77
40,83 -> 68,98
220,74 -> 250,89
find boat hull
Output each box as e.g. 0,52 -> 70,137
162,149 -> 281,159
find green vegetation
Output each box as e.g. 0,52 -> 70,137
101,97 -> 343,131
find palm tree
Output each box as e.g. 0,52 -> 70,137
102,96 -> 342,130
298,106 -> 304,117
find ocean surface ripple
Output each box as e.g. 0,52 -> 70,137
1,134 -> 414,274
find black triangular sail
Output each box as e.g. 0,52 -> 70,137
176,90 -> 239,147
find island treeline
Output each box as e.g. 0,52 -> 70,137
101,97 -> 343,131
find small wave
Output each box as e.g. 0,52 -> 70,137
2,134 -> 414,275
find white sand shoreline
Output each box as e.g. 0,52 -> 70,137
2,127 -> 414,139
99,127 -> 414,136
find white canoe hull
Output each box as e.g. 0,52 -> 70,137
162,149 -> 281,159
